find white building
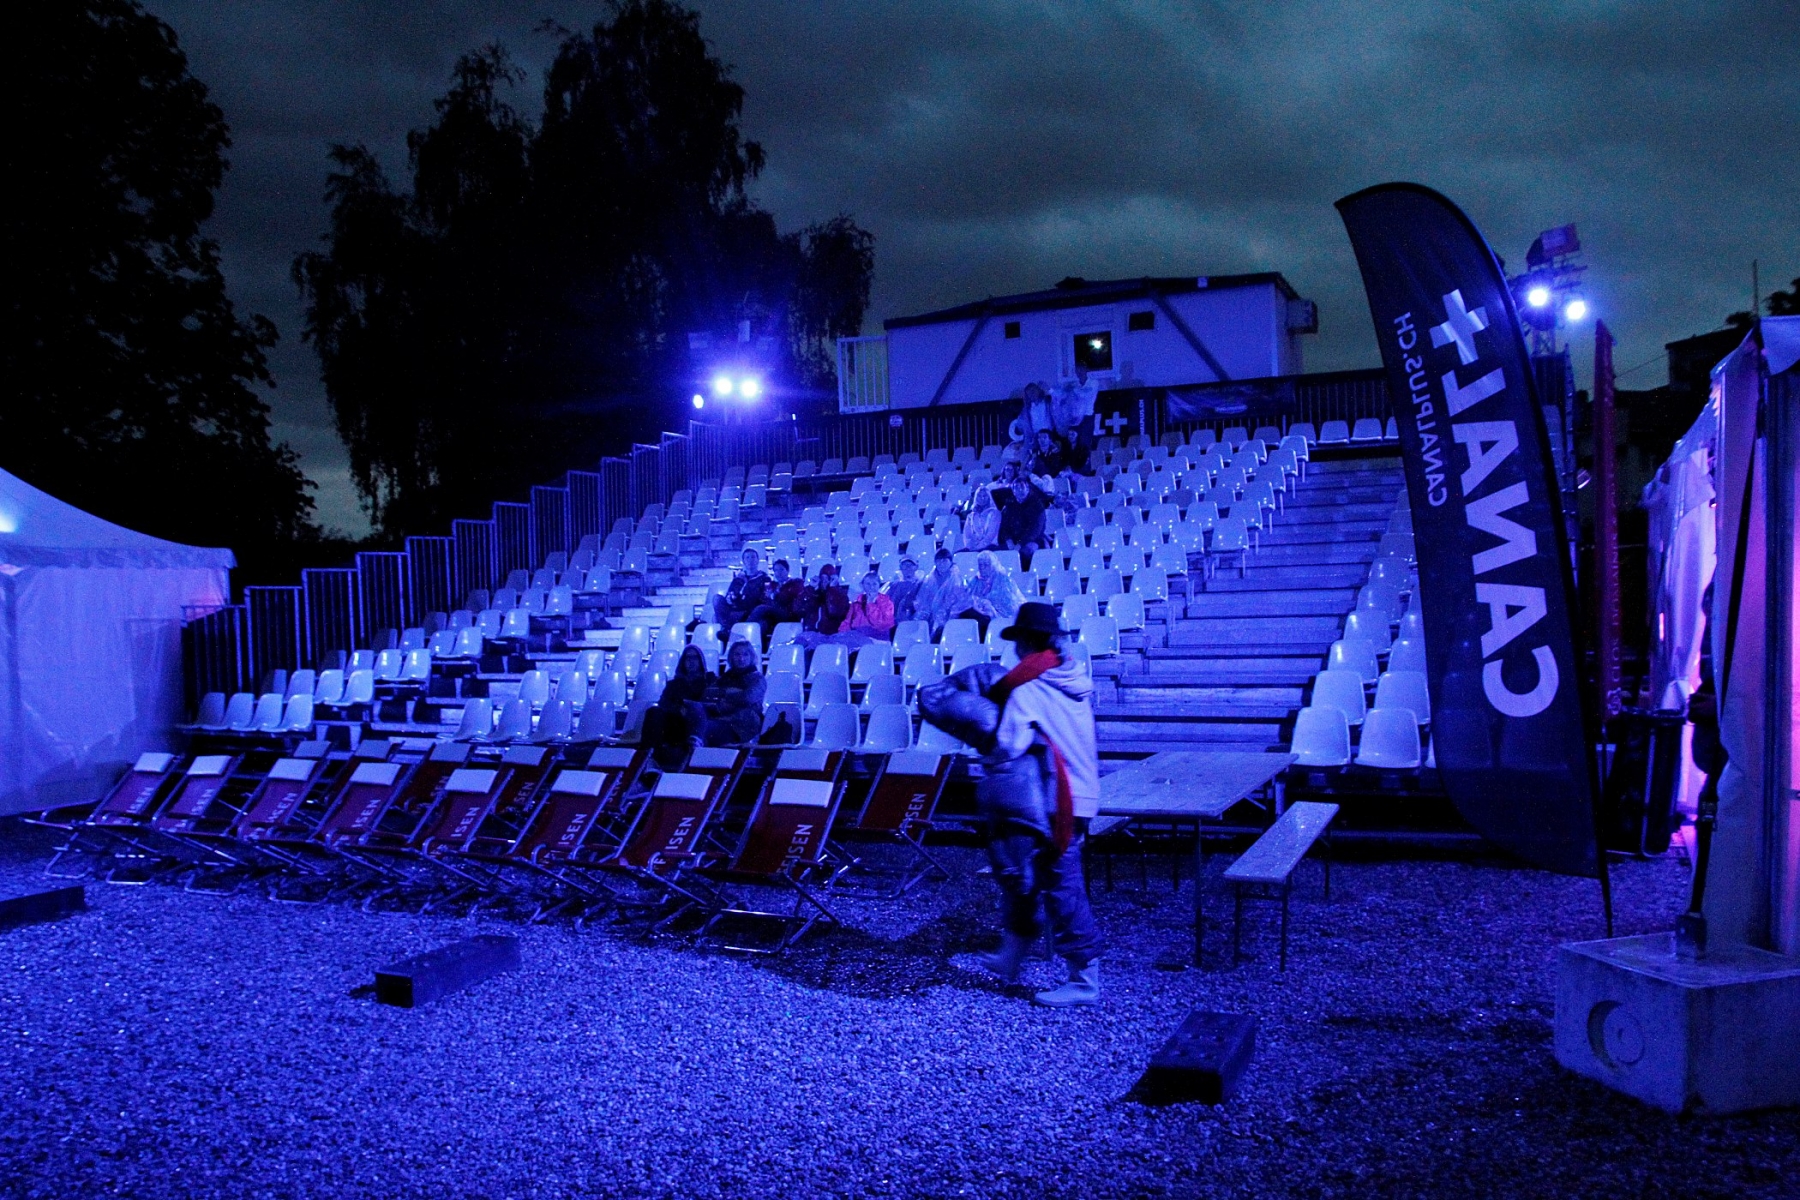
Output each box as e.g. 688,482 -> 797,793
840,274 -> 1317,412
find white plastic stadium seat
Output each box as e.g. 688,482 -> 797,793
1374,670 -> 1431,722
1357,707 -> 1422,768
1318,420 -> 1350,444
1290,705 -> 1351,767
1310,668 -> 1367,725
1351,418 -> 1384,442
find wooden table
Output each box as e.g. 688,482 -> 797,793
1097,751 -> 1295,965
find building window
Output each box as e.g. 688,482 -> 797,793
1074,331 -> 1113,372
1003,321 -> 1021,339
1128,310 -> 1155,332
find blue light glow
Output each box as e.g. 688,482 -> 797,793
1526,286 -> 1551,308
1564,299 -> 1588,321
712,375 -> 734,397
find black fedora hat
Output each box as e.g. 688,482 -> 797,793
999,601 -> 1062,641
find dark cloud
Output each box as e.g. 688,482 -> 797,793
152,0 -> 1800,534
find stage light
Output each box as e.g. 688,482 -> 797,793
692,393 -> 705,410
712,374 -> 734,397
739,377 -> 761,399
1564,299 -> 1588,321
1089,338 -> 1104,350
1526,285 -> 1551,308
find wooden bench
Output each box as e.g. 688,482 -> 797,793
1220,801 -> 1338,969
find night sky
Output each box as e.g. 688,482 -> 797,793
152,1 -> 1798,536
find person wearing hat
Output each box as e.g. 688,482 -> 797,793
978,600 -> 1102,1006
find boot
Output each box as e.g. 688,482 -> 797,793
979,934 -> 1033,984
1033,959 -> 1100,1008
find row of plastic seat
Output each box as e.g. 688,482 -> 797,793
1291,704 -> 1429,769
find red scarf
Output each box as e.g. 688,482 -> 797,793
988,649 -> 1075,854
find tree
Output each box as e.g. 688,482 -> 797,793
5,0 -> 316,557
296,1 -> 874,541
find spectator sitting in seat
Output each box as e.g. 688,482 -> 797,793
840,570 -> 896,640
747,557 -> 804,638
1029,429 -> 1071,479
996,463 -> 1051,563
712,548 -> 770,630
686,639 -> 765,746
642,646 -> 711,766
800,563 -> 850,635
964,550 -> 1024,638
963,485 -> 1001,552
914,547 -> 975,638
885,556 -> 923,624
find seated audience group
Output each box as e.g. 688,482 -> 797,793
663,408 -> 1096,752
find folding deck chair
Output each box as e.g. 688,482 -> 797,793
259,741 -> 419,901
36,752 -> 184,878
183,743 -> 336,891
599,745 -> 748,920
829,749 -> 954,897
456,745 -> 653,921
693,747 -> 851,952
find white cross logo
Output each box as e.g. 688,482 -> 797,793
1102,411 -> 1129,434
1431,289 -> 1489,365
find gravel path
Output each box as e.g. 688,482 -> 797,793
1,820 -> 1794,1199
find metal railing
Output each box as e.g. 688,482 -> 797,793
184,365 -> 1396,689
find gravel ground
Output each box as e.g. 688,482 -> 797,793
1,820 -> 1795,1200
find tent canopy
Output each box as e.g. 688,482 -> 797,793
0,468 -> 234,570
0,468 -> 232,815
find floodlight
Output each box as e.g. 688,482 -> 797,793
692,393 -> 705,409
1526,286 -> 1551,308
1089,338 -> 1104,350
712,375 -> 734,396
1564,299 -> 1588,321
739,377 -> 761,399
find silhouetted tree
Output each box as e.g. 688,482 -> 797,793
295,2 -> 874,540
5,0 -> 316,555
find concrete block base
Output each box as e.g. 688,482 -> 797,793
1555,932 -> 1800,1114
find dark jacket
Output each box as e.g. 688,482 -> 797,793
918,664 -> 1053,851
699,666 -> 766,744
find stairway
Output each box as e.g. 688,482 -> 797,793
1097,456 -> 1404,758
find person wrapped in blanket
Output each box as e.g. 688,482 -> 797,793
685,639 -> 765,747
917,600 -> 1102,1007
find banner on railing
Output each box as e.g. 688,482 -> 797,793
1337,182 -> 1598,877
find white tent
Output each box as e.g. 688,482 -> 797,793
0,469 -> 231,815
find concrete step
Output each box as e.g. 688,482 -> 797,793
1182,589 -> 1355,618
1200,564 -> 1372,591
1170,614 -> 1343,646
1114,681 -> 1306,707
1260,521 -> 1387,545
1245,542 -> 1380,566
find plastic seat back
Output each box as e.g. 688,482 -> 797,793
1328,639 -> 1382,684
861,704 -> 912,752
576,700 -> 618,741
280,695 -> 315,733
939,618 -> 980,652
495,698 -> 535,742
806,673 -> 851,715
1061,594 -> 1099,627
1079,615 -> 1119,657
851,643 -> 894,681
533,699 -> 575,743
341,670 -> 375,706
1089,568 -> 1124,601
807,643 -> 848,680
1357,707 -> 1421,768
517,669 -> 552,708
1387,637 -> 1428,675
766,643 -> 804,676
1106,593 -> 1145,632
455,698 -> 495,741
312,670 -> 345,706
860,673 -> 905,711
766,672 -> 804,707
1374,670 -> 1431,721
893,620 -> 929,656
901,644 -> 943,686
1311,668 -> 1367,725
810,703 -> 860,750
1290,706 -> 1351,767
